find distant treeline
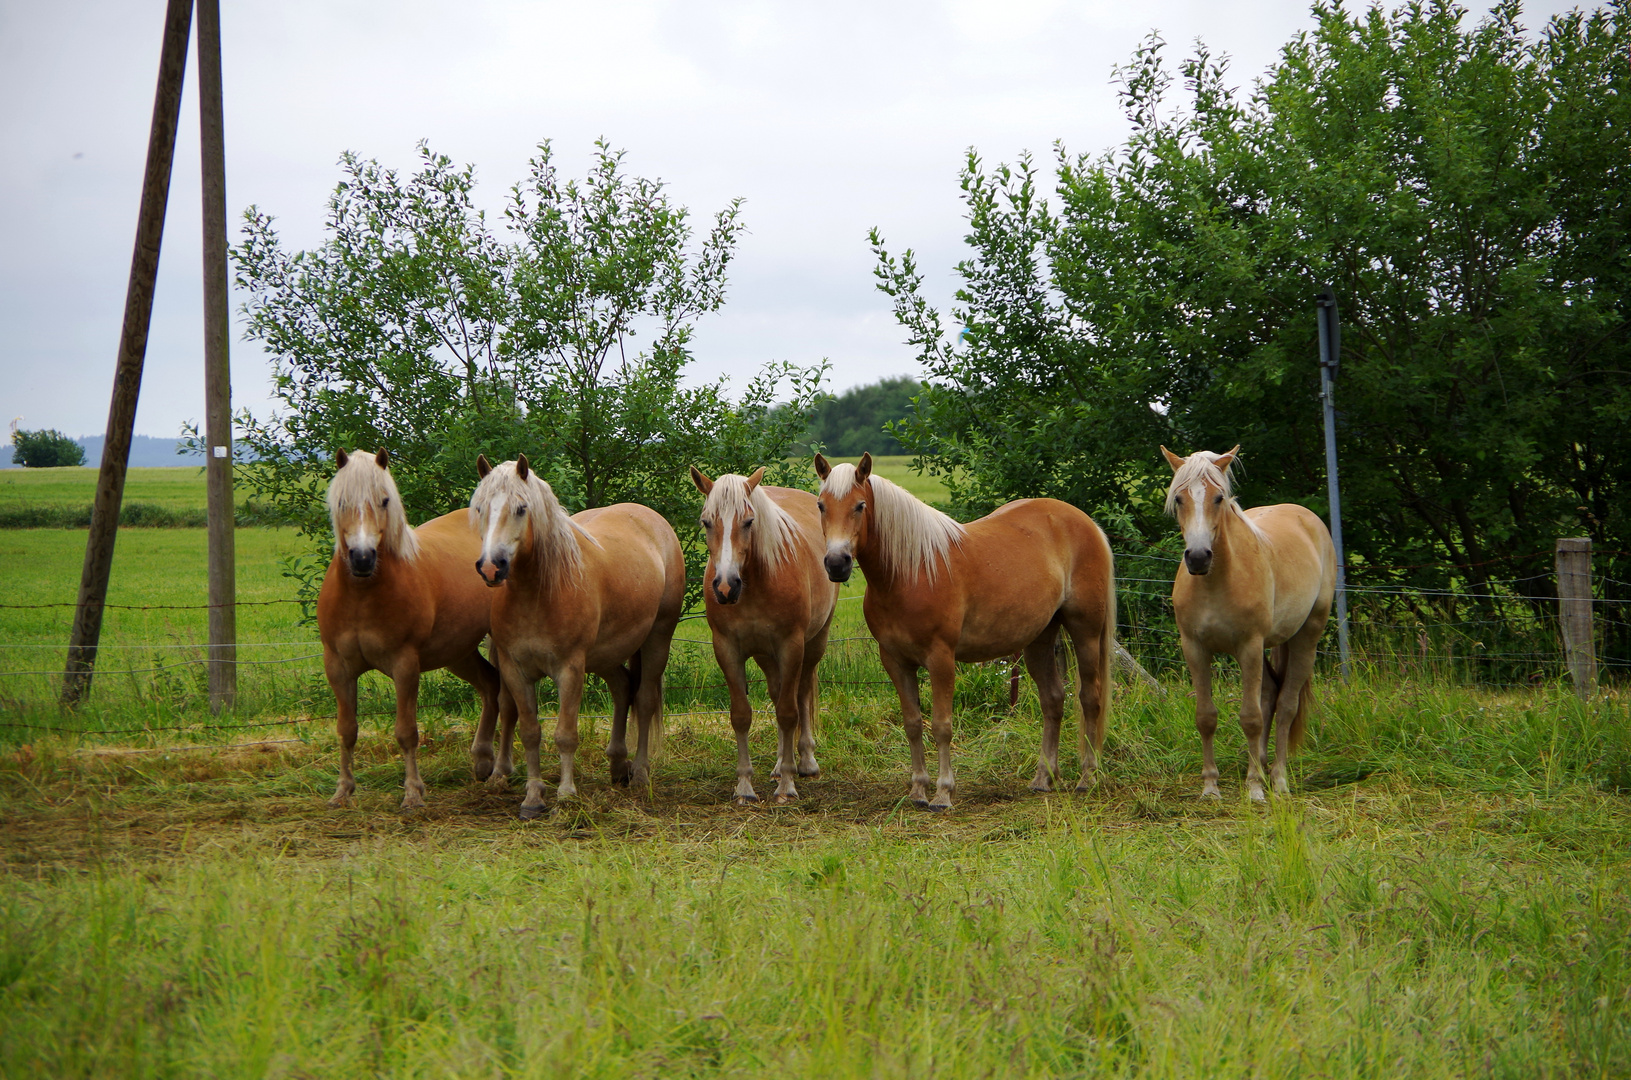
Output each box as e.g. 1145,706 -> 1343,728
0,435 -> 191,469
791,376 -> 919,457
0,503 -> 283,529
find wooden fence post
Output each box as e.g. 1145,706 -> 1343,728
1555,537 -> 1596,698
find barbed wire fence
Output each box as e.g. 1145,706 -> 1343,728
1,547 -> 1625,742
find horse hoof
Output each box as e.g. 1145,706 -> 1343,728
1249,791 -> 1266,804
926,802 -> 951,813
518,804 -> 547,821
911,797 -> 930,808
798,766 -> 822,779
775,793 -> 798,806
1029,779 -> 1053,794
328,795 -> 349,808
736,794 -> 759,806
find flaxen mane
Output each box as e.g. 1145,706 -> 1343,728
703,474 -> 801,568
469,461 -> 595,582
327,452 -> 419,560
822,463 -> 965,582
1164,451 -> 1264,538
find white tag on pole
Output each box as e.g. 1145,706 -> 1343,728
212,445 -> 227,458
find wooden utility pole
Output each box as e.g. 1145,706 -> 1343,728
1556,537 -> 1596,698
199,0 -> 236,712
62,0 -> 194,706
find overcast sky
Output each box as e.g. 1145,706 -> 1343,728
0,0 -> 1584,442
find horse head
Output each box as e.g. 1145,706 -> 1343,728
1162,445 -> 1241,576
691,465 -> 769,605
814,452 -> 874,583
470,453 -> 536,586
328,447 -> 415,578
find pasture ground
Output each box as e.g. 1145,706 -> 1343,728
0,467 -> 1628,1077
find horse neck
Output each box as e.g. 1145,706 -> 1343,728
852,514 -> 905,592
510,515 -> 584,600
1210,506 -> 1261,575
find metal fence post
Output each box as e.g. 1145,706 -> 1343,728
1316,287 -> 1352,680
1556,537 -> 1596,698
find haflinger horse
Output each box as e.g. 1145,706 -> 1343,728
471,454 -> 685,818
690,466 -> 839,805
1161,445 -> 1336,801
318,448 -> 516,810
815,452 -> 1116,811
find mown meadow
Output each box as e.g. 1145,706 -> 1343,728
0,466 -> 1627,1078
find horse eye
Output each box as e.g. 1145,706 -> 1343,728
701,518 -> 712,529
382,497 -> 390,507
854,501 -> 866,513
515,505 -> 527,516
742,518 -> 754,528
817,502 -> 825,513
1214,495 -> 1223,505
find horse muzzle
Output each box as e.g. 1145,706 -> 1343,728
711,574 -> 743,606
1183,550 -> 1213,576
476,556 -> 508,587
347,549 -> 377,577
824,552 -> 853,583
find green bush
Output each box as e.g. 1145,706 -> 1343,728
10,428 -> 85,469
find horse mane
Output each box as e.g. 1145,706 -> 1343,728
703,474 -> 801,569
468,461 -> 594,583
822,463 -> 965,582
327,452 -> 419,561
1164,450 -> 1264,539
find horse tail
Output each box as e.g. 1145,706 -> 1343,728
1081,535 -> 1115,760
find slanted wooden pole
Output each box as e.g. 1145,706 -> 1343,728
198,0 -> 235,712
1556,537 -> 1596,698
62,0 -> 195,706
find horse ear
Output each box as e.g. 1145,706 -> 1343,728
856,452 -> 873,483
1214,445 -> 1241,472
336,448 -> 350,470
813,453 -> 831,480
690,465 -> 714,495
1160,446 -> 1185,472
744,466 -> 766,493
516,453 -> 530,481
476,454 -> 492,479
375,448 -> 390,470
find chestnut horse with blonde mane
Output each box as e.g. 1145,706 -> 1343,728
815,453 -> 1116,810
318,448 -> 515,810
472,455 -> 685,818
1162,445 -> 1336,801
690,466 -> 838,805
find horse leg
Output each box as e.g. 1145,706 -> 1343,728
600,663 -> 633,785
325,651 -> 359,807
925,646 -> 959,811
1182,636 -> 1221,798
449,650 -> 502,781
796,619 -> 829,778
506,668 -> 548,819
714,638 -> 757,804
493,681 -> 518,781
1068,614 -> 1110,791
630,633 -> 673,791
769,639 -> 806,804
552,666 -> 587,803
879,650 -> 930,806
1235,637 -> 1270,803
391,664 -> 426,811
1025,623 -> 1067,792
1271,624 -> 1321,795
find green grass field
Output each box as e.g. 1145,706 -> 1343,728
1,466 -> 1628,1077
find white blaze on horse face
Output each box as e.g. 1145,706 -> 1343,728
478,490 -> 526,579
338,502 -> 382,559
1179,482 -> 1217,555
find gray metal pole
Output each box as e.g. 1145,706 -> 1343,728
1316,288 -> 1352,680
62,0 -> 194,706
199,0 -> 236,713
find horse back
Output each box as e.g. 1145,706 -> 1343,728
575,503 -> 687,619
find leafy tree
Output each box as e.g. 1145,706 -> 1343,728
11,428 -> 86,468
873,0 -> 1631,664
232,140 -> 826,608
797,376 -> 918,456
